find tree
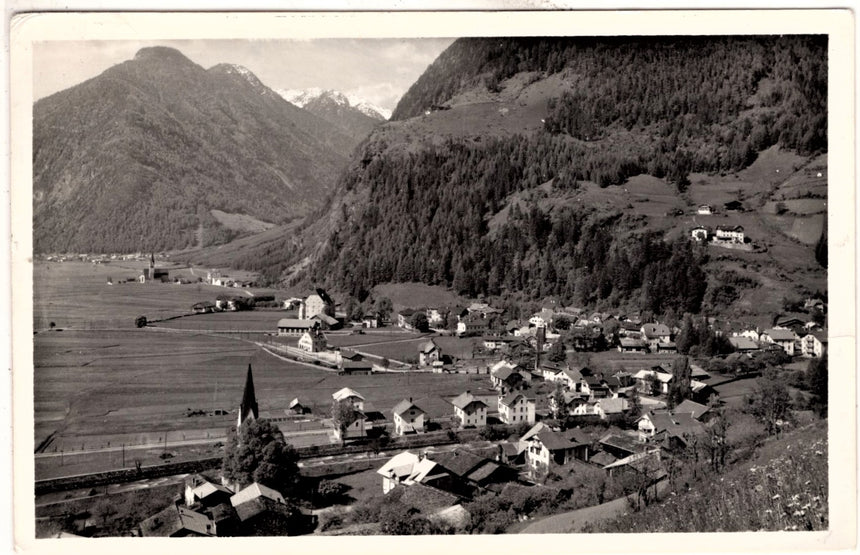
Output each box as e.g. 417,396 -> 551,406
49,321 -> 56,331
746,367 -> 792,436
135,315 -> 147,328
222,418 -> 299,493
807,353 -> 828,418
550,382 -> 567,419
547,339 -> 567,363
331,400 -> 359,442
814,224 -> 827,268
703,401 -> 730,473
375,297 -> 394,321
667,355 -> 692,408
627,386 -> 643,425
410,312 -> 430,332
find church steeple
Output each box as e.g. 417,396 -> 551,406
238,364 -> 258,428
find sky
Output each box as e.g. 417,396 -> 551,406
33,38 -> 454,111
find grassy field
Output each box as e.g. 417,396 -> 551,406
154,310 -> 288,331
34,260 -> 288,329
355,339 -> 430,363
325,331 -> 429,348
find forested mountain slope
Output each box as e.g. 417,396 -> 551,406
299,36 -> 827,315
33,46 -> 358,253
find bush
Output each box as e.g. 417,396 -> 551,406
317,480 -> 347,504
135,315 -> 147,328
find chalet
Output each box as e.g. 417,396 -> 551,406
377,451 -> 453,494
430,448 -> 516,493
618,337 -> 648,353
457,316 -> 488,337
724,200 -> 744,212
632,369 -> 674,396
498,390 -> 535,425
467,302 -> 503,319
656,342 -> 678,354
549,391 -> 584,418
760,328 -> 797,356
714,225 -> 745,244
332,387 -> 364,411
641,323 -> 672,349
419,339 -> 441,366
637,410 -> 705,447
288,397 -> 311,415
521,423 -> 591,473
697,204 -> 713,215
192,301 -> 216,314
184,475 -> 233,507
298,288 -> 335,320
571,399 -> 601,417
490,361 -> 528,390
392,398 -> 426,436
801,330 -> 828,358
690,226 -> 709,242
538,361 -> 565,381
139,505 -> 216,537
450,391 -> 487,429
311,313 -> 341,330
362,315 -> 381,328
595,397 -> 629,419
674,399 -> 711,421
339,360 -> 373,376
603,450 -> 666,482
529,309 -> 556,329
332,405 -> 368,441
397,309 -> 417,329
230,483 -> 303,536
298,330 -> 326,353
277,318 -> 318,336
729,336 -> 760,352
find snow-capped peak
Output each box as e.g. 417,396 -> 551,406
276,88 -> 390,120
351,100 -> 391,120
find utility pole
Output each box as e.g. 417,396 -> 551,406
122,443 -> 125,468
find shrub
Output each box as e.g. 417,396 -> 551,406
135,315 -> 147,328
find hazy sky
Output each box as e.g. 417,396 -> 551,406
33,38 -> 454,110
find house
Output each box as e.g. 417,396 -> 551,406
288,397 -> 311,415
298,330 -> 326,353
674,399 -> 711,421
450,391 -> 488,429
729,336 -> 760,352
184,475 -> 234,508
467,302 -> 503,319
599,433 -> 647,460
498,390 -> 535,425
392,398 -> 426,436
724,200 -> 744,212
457,316 -> 488,337
490,361 -> 527,390
618,337 -> 649,353
689,380 -> 719,405
801,330 -> 828,358
340,349 -> 364,362
632,369 -> 674,396
656,342 -> 678,354
430,448 -> 516,492
230,483 -> 303,536
595,397 -> 629,419
311,313 -> 341,330
697,204 -> 713,215
139,505 -> 216,537
397,309 -> 416,329
419,339 -> 441,366
760,328 -> 797,356
521,423 -> 591,472
714,225 -> 745,244
482,336 -> 515,351
339,360 -> 373,375
191,301 -> 216,314
332,387 -> 364,410
426,307 -> 445,325
362,315 -> 381,328
640,323 -> 672,349
529,309 -> 556,329
571,399 -> 601,417
277,318 -> 318,336
298,288 -> 335,320
332,405 -> 368,441
538,361 -> 565,381
377,451 -> 453,494
636,410 -> 705,445
691,226 -> 710,242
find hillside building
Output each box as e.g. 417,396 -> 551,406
714,225 -> 745,244
298,288 -> 335,320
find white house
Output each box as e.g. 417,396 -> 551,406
801,330 -> 828,358
392,398 -> 426,435
332,387 -> 365,411
299,288 -> 335,320
298,330 -> 326,353
714,225 -> 745,244
450,391 -> 487,429
632,369 -> 674,395
760,328 -> 797,356
697,204 -> 713,215
498,391 -> 535,425
529,309 -> 555,328
376,451 -> 450,494
691,226 -> 709,242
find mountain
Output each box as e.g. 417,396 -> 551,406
277,88 -> 387,140
33,46 -> 359,254
293,36 -> 827,319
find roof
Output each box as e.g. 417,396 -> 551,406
641,323 -> 671,338
312,313 -> 338,325
500,390 -> 531,407
188,480 -> 233,501
619,337 -> 647,348
414,395 -> 456,419
277,318 -> 315,328
590,451 -> 617,466
640,410 -> 704,438
533,429 -> 577,451
499,441 -> 526,457
139,505 -> 215,537
392,399 -> 425,417
675,399 -> 711,420
716,225 -> 744,232
230,482 -> 285,507
599,433 -> 645,456
341,360 -> 373,371
565,427 -> 591,445
289,397 -> 309,409
431,449 -> 487,477
399,483 -> 460,514
233,496 -> 292,523
419,340 -> 438,354
332,387 -> 365,401
399,308 -> 416,317
632,369 -> 674,383
598,398 -> 629,414
450,392 -> 487,410
729,336 -> 759,350
763,328 -> 796,341
806,329 -> 829,343
377,451 -> 421,478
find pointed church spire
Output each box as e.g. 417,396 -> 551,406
238,364 -> 258,428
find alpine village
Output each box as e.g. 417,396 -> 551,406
33,36 -> 829,537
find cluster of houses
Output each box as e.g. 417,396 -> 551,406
690,224 -> 748,246
730,325 -> 827,358
204,269 -> 255,289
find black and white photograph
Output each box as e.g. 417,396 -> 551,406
8,8 -> 856,552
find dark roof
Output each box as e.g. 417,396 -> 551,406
533,429 -> 576,452
716,225 -> 744,232
565,427 -> 591,445
500,390 -> 530,406
431,449 -> 486,477
641,323 -> 671,338
139,505 -> 214,537
341,360 -> 373,371
234,496 -> 292,523
642,410 -> 704,438
399,483 -> 459,514
590,451 -> 617,466
392,399 -> 425,417
675,399 -> 711,420
599,433 -> 645,456
239,365 -> 258,425
399,308 -> 416,317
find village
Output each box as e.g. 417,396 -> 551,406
69,272 -> 824,537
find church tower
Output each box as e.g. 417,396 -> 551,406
238,364 -> 259,428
